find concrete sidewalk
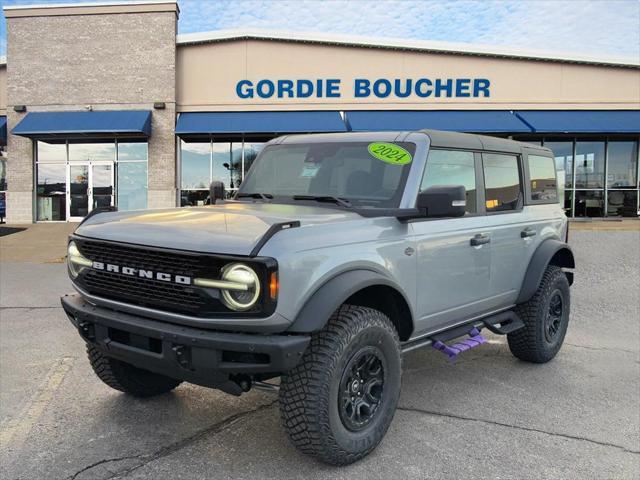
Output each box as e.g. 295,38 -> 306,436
569,218 -> 640,231
0,223 -> 79,263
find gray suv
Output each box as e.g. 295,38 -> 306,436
61,130 -> 574,465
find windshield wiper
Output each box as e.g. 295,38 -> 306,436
292,195 -> 352,208
236,192 -> 274,201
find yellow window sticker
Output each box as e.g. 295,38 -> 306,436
368,142 -> 413,165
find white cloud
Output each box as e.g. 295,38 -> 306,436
177,0 -> 640,59
1,0 -> 638,59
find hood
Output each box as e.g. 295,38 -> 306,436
75,202 -> 360,256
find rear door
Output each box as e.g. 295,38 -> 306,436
481,151 -> 536,308
411,149 -> 493,334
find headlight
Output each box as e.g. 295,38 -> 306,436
67,241 -> 92,279
219,263 -> 261,311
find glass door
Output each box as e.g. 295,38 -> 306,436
68,164 -> 89,221
91,163 -> 114,210
66,162 -> 114,221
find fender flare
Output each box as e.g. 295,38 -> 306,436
517,238 -> 575,304
286,269 -> 412,334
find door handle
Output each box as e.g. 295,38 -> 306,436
521,227 -> 537,238
470,234 -> 490,246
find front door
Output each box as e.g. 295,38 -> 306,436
411,149 -> 493,335
67,162 -> 114,221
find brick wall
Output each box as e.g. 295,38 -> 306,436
5,9 -> 177,222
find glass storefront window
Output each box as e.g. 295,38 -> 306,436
574,190 -> 604,217
574,141 -> 605,189
607,142 -> 638,188
37,141 -> 66,163
231,143 -> 243,188
212,142 -> 233,188
181,140 -> 210,190
180,190 -> 209,207
180,140 -> 266,204
117,162 -> 147,211
543,141 -> 573,188
69,141 -> 115,162
117,141 -> 148,161
36,164 -> 67,221
607,190 -> 638,217
0,154 -> 7,191
564,190 -> 572,215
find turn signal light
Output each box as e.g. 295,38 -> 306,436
269,272 -> 279,300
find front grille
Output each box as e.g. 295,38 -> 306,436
73,238 -> 276,318
78,240 -> 203,277
75,239 -> 222,316
83,270 -> 206,310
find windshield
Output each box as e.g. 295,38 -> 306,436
237,142 -> 416,208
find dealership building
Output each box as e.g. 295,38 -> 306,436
0,0 -> 639,223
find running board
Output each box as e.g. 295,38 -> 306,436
400,310 -> 524,355
432,327 -> 486,361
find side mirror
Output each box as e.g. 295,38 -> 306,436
209,181 -> 226,205
417,185 -> 466,218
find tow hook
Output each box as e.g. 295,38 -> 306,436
77,320 -> 95,341
172,345 -> 192,369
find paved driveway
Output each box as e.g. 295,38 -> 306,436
1,230 -> 638,479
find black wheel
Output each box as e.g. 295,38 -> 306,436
508,265 -> 571,363
279,305 -> 402,466
87,345 -> 182,397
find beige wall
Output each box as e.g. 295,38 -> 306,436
0,66 -> 6,115
5,7 -> 178,222
177,39 -> 640,112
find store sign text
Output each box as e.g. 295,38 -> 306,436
235,78 -> 491,99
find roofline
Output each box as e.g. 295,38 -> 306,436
3,0 -> 178,10
0,56 -> 6,66
177,28 -> 640,69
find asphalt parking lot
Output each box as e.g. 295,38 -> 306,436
1,229 -> 639,479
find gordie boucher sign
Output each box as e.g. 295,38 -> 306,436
236,78 -> 491,99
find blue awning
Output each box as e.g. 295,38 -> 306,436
515,110 -> 640,133
345,110 -> 532,133
0,116 -> 6,146
175,111 -> 347,136
11,110 -> 152,138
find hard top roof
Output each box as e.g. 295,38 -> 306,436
275,129 -> 553,155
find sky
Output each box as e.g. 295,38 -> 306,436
0,0 -> 639,60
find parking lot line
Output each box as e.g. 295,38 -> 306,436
0,356 -> 75,450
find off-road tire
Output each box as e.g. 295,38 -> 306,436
87,345 -> 181,397
279,305 -> 402,465
508,265 -> 570,363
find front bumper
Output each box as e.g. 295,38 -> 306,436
61,293 -> 310,393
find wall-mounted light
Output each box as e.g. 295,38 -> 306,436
13,105 -> 26,112
154,102 -> 166,110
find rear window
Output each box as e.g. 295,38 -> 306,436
528,155 -> 558,202
482,153 -> 522,212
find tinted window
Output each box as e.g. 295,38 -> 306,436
421,149 -> 476,213
239,142 -> 415,208
528,155 -> 558,202
482,153 -> 522,212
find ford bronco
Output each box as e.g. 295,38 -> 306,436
61,130 -> 574,465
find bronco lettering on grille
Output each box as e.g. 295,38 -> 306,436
91,261 -> 192,285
